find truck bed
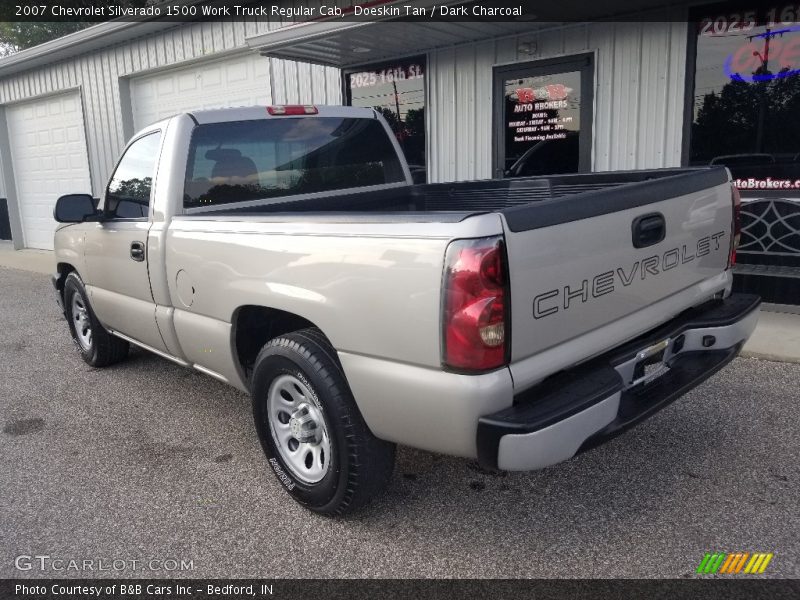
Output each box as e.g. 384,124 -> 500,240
186,167 -> 730,231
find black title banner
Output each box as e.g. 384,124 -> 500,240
0,0 -> 742,23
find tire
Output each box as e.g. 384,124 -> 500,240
252,328 -> 395,515
63,272 -> 129,368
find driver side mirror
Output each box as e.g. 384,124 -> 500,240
53,194 -> 100,223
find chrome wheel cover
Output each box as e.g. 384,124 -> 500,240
267,374 -> 331,484
71,293 -> 93,352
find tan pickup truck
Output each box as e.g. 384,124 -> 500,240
52,105 -> 759,514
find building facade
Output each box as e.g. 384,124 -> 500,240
0,1 -> 797,303
0,15 -> 342,250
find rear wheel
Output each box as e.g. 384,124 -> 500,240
252,328 -> 395,515
63,272 -> 129,367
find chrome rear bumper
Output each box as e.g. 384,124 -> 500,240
477,294 -> 761,471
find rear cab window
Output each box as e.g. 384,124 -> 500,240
183,117 -> 406,209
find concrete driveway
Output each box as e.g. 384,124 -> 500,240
1,266 -> 797,578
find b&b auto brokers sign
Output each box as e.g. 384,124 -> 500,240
508,84 -> 574,143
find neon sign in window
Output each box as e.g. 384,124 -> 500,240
691,3 -> 800,190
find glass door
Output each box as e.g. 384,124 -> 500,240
493,54 -> 594,178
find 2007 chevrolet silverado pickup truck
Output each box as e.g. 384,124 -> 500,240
51,105 -> 760,515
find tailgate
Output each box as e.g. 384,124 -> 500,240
502,169 -> 733,374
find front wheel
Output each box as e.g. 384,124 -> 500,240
63,272 -> 129,367
252,328 -> 395,515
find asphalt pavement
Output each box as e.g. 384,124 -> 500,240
1,266 -> 798,578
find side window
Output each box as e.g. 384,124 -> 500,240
345,57 -> 427,183
689,7 -> 800,192
105,132 -> 162,218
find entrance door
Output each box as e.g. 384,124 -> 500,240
493,54 -> 594,179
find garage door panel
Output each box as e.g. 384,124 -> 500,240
254,59 -> 269,79
226,62 -> 248,83
201,66 -> 222,86
156,78 -> 174,95
7,91 -> 92,250
178,73 -> 197,92
130,53 -> 274,131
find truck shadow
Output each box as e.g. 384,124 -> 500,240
94,345 -> 737,541
352,401 -> 727,532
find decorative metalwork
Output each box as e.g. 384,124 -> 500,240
738,199 -> 800,256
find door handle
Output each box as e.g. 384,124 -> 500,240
631,213 -> 666,248
130,241 -> 145,262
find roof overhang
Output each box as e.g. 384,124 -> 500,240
0,21 -> 178,78
247,19 -> 545,68
246,0 -> 543,68
246,0 -> 697,68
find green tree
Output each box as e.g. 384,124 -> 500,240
692,68 -> 800,162
0,0 -> 155,55
0,22 -> 90,55
115,177 -> 152,201
404,108 -> 424,139
374,106 -> 401,132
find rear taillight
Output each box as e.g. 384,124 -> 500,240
267,105 -> 318,115
442,236 -> 510,371
729,184 -> 742,268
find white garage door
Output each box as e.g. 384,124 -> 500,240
6,91 -> 92,250
130,53 -> 271,131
